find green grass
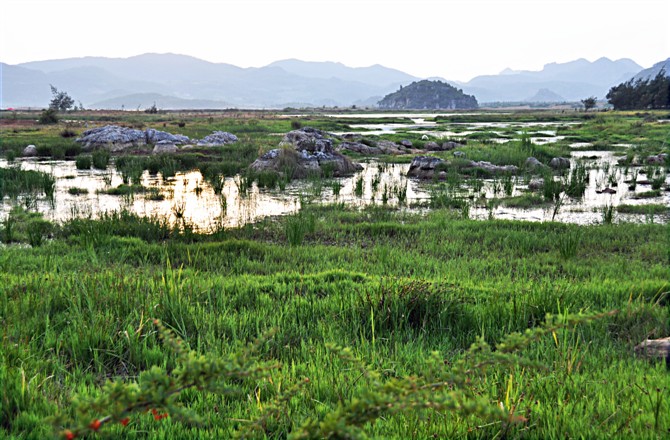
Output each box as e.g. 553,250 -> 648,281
1,205 -> 668,438
617,203 -> 669,215
502,193 -> 547,208
1,110 -> 670,439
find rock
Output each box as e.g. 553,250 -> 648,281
146,128 -> 189,145
424,141 -> 441,151
525,157 -> 546,170
407,156 -> 446,180
441,141 -> 462,151
400,139 -> 413,148
646,153 -> 668,164
377,140 -> 405,154
453,151 -> 466,158
467,161 -> 518,174
597,188 -> 617,194
152,141 -> 178,154
528,179 -> 544,191
196,131 -> 239,146
635,337 -> 670,365
76,125 -> 147,152
338,142 -> 383,155
250,147 -> 360,178
22,145 -> 38,157
279,127 -> 334,153
549,157 -> 571,169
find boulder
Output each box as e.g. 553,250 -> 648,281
549,157 -> 571,169
146,128 -> 189,145
525,157 -> 546,170
338,142 -> 383,155
196,131 -> 239,146
407,156 -> 446,180
442,141 -> 463,151
152,141 -> 178,154
635,337 -> 670,366
467,161 -> 518,174
453,151 -> 466,158
280,127 -> 334,153
646,153 -> 668,164
528,179 -> 544,191
424,141 -> 441,151
76,125 -> 147,152
377,140 -> 405,154
400,139 -> 413,148
22,145 -> 38,157
250,147 -> 361,178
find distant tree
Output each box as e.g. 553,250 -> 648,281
581,96 -> 597,111
49,85 -> 75,112
39,108 -> 59,124
607,70 -> 670,110
145,102 -> 159,114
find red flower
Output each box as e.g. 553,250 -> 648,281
89,419 -> 101,431
63,430 -> 76,440
120,417 -> 130,427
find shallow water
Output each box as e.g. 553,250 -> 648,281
2,148 -> 667,230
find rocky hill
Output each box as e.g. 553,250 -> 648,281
378,80 -> 478,110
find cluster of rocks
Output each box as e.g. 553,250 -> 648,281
337,136 -> 464,156
407,154 -> 574,180
646,153 -> 668,164
72,125 -> 237,154
249,128 -> 362,178
635,336 -> 670,367
407,156 -> 519,180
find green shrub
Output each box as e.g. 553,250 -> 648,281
75,155 -> 92,170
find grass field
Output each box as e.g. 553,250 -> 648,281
1,110 -> 669,439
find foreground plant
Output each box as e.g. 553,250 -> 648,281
53,312 -> 613,438
51,320 -> 280,438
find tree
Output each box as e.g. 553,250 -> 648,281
49,85 -> 75,112
607,71 -> 670,110
581,96 -> 597,112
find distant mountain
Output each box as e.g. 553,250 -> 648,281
0,53 -> 650,108
524,88 -> 566,103
460,57 -> 642,102
378,80 -> 478,110
4,53 -> 412,109
631,57 -> 670,81
90,93 -> 234,110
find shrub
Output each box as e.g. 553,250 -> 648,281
38,108 -> 59,124
75,155 -> 92,170
92,149 -> 110,170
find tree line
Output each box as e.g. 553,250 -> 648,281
606,70 -> 670,110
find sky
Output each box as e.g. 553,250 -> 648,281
1,0 -> 669,81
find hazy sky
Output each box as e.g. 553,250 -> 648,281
1,0 -> 668,81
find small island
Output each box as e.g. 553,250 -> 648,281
378,79 -> 479,110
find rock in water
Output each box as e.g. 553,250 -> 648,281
250,128 -> 361,178
407,156 -> 446,180
549,157 -> 571,169
76,125 -> 147,152
22,145 -> 38,157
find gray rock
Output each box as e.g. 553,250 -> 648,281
442,141 -> 463,151
338,142 -> 383,155
467,161 -> 518,174
377,140 -> 405,154
407,156 -> 446,179
280,127 -> 334,153
196,131 -> 239,146
453,151 -> 466,158
22,145 -> 38,157
635,337 -> 670,364
400,139 -> 413,148
146,128 -> 189,145
598,188 -> 617,194
76,125 -> 147,152
250,148 -> 360,178
152,141 -> 178,154
549,157 -> 571,169
528,179 -> 544,190
525,157 -> 546,170
646,153 -> 668,164
424,141 -> 441,151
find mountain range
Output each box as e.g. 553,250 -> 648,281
0,53 -> 659,109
